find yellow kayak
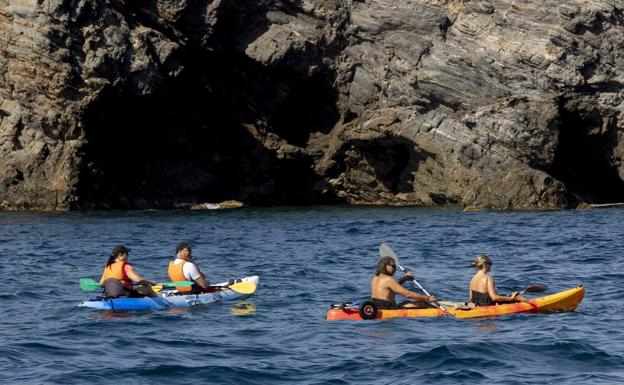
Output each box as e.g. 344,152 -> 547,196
326,285 -> 584,320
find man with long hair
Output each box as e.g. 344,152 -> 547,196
370,256 -> 436,309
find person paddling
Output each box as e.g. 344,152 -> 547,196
469,255 -> 528,306
370,256 -> 437,309
99,245 -> 156,298
168,242 -> 211,294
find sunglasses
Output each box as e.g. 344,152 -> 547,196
485,261 -> 492,266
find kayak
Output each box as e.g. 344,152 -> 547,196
79,276 -> 259,311
326,285 -> 584,320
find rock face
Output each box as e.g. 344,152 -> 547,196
1,0 -> 624,210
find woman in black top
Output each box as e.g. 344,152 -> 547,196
469,255 -> 528,306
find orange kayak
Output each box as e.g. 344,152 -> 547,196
326,285 -> 584,320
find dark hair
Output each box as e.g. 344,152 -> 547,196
175,242 -> 192,254
106,245 -> 130,267
376,256 -> 395,276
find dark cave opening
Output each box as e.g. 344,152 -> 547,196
336,136 -> 423,195
75,49 -> 338,208
266,72 -> 340,147
74,41 -> 265,209
377,142 -> 412,193
549,104 -> 624,204
76,82 -> 249,209
72,0 -> 346,209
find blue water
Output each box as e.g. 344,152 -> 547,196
1,206 -> 623,384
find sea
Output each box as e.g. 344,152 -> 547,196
1,206 -> 623,384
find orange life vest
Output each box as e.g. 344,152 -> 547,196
168,260 -> 193,293
101,261 -> 132,290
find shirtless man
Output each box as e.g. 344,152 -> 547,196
370,256 -> 436,309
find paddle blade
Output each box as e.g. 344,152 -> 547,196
379,243 -> 396,259
227,281 -> 257,295
79,278 -> 100,291
523,285 -> 546,293
379,243 -> 404,271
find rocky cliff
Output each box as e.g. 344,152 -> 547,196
1,0 -> 623,210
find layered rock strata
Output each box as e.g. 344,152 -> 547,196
1,0 -> 623,210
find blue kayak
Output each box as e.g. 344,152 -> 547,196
79,276 -> 259,310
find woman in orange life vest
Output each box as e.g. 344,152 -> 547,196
469,254 -> 528,306
168,242 -> 211,294
99,245 -> 157,298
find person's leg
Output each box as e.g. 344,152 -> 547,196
398,300 -> 433,309
133,286 -> 157,297
371,298 -> 394,310
103,279 -> 129,298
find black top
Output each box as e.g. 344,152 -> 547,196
471,290 -> 493,306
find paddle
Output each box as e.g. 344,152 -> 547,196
519,285 -> 545,295
157,280 -> 256,294
378,243 -> 449,313
79,278 -> 256,295
156,280 -> 256,294
79,278 -> 193,292
222,281 -> 256,295
504,284 -> 545,300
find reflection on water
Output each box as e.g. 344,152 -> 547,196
92,310 -> 136,320
471,320 -> 497,333
230,301 -> 256,316
164,306 -> 193,315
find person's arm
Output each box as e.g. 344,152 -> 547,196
185,262 -> 211,290
124,264 -> 154,284
388,279 -> 435,302
194,275 -> 210,290
486,276 -> 516,302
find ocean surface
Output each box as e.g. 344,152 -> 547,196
1,206 -> 623,384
